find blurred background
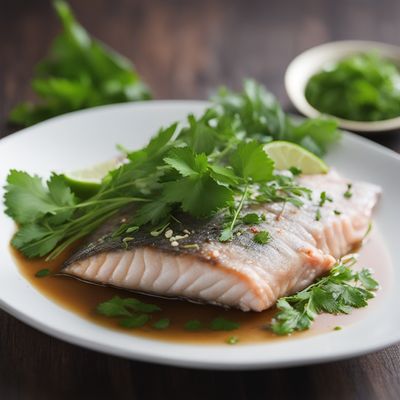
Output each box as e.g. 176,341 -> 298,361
3,0 -> 400,125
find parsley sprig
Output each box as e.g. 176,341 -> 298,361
4,81 -> 340,259
270,256 -> 379,335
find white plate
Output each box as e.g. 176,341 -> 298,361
0,101 -> 399,370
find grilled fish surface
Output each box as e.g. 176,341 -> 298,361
62,171 -> 380,312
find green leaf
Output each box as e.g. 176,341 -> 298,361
210,317 -> 240,331
184,320 -> 202,331
119,314 -> 150,328
96,296 -> 160,318
253,230 -> 270,244
164,147 -> 208,177
230,141 -> 274,182
163,176 -> 233,217
219,227 -> 233,242
35,268 -> 51,278
152,318 -> 170,330
226,336 -> 239,345
357,269 -> 379,291
96,297 -> 133,317
242,213 -> 262,225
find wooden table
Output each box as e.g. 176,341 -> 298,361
1,0 -> 399,399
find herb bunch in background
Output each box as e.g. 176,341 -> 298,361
305,52 -> 400,122
9,0 -> 151,127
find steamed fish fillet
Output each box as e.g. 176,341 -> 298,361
62,171 -> 381,312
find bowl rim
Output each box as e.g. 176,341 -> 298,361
285,40 -> 400,132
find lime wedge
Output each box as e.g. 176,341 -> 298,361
64,159 -> 121,198
264,141 -> 328,174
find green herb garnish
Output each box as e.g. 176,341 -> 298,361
35,268 -> 51,278
333,326 -> 342,331
152,318 -> 170,330
344,183 -> 353,199
97,296 -> 160,317
226,336 -> 239,345
119,314 -> 149,329
289,166 -> 302,176
184,320 -> 202,331
319,191 -> 332,207
210,317 -> 240,331
4,80 -> 339,260
334,210 -> 342,215
253,231 -> 270,245
9,0 -> 151,127
315,208 -> 322,221
270,256 -> 379,335
305,52 -> 400,122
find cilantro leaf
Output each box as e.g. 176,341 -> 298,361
163,175 -> 233,217
164,148 -> 208,177
210,317 -> 240,331
184,320 -> 202,331
152,318 -> 170,330
253,230 -> 270,244
230,141 -> 274,182
35,268 -> 51,278
271,258 -> 379,335
119,314 -> 150,329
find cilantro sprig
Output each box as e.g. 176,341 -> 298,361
4,81 -> 340,259
9,0 -> 151,127
270,256 -> 379,335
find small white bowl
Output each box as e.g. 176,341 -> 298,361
285,40 -> 400,132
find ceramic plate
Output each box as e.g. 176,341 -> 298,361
0,101 -> 399,369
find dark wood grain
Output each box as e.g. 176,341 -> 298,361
1,0 -> 400,399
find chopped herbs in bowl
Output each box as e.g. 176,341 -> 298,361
285,40 -> 400,132
305,53 -> 400,122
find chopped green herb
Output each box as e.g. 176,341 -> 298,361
96,296 -> 160,317
305,53 -> 400,122
226,336 -> 239,345
35,268 -> 51,278
242,213 -> 262,225
333,326 -> 342,331
184,320 -> 202,331
119,314 -> 149,329
315,209 -> 322,221
270,256 -> 379,335
210,317 -> 240,331
289,166 -> 302,176
334,210 -> 342,215
319,191 -> 333,207
344,183 -> 353,199
253,231 -> 271,245
152,318 -> 170,330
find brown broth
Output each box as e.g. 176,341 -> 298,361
12,228 -> 392,345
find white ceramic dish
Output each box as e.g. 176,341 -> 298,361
285,40 -> 400,132
0,101 -> 399,370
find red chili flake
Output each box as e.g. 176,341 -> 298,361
249,227 -> 260,234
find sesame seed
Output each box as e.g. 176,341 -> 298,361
165,229 -> 173,239
183,229 -> 190,234
212,250 -> 220,257
171,241 -> 179,247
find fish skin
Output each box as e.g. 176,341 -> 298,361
61,171 -> 381,312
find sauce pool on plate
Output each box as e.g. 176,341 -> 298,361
12,229 -> 392,345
